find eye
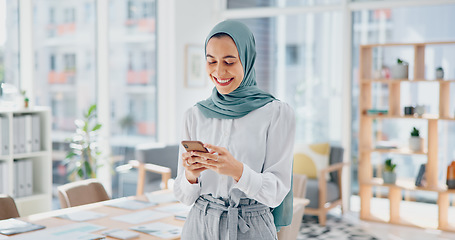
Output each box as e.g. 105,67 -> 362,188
225,61 -> 234,65
207,61 -> 217,65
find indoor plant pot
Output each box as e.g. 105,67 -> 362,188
409,127 -> 424,152
390,58 -> 409,79
383,158 -> 397,184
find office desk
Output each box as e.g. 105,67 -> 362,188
16,190 -> 184,239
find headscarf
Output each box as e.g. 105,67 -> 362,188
196,20 -> 275,119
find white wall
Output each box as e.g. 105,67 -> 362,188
167,0 -> 221,143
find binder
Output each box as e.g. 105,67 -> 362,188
13,116 -> 19,154
1,116 -> 9,155
17,160 -> 26,197
0,163 -> 3,194
32,115 -> 41,152
2,162 -> 7,194
13,161 -> 18,197
19,116 -> 26,153
0,117 -> 3,155
25,159 -> 33,196
25,115 -> 33,153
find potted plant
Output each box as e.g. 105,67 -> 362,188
20,90 -> 29,108
383,158 -> 397,184
436,67 -> 444,79
390,58 -> 409,79
409,127 -> 424,152
64,104 -> 103,181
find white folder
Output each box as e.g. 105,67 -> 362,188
32,115 -> 41,152
25,115 -> 33,153
25,159 -> 33,196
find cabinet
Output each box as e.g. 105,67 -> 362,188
358,41 -> 455,232
0,107 -> 52,216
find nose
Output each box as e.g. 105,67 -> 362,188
215,63 -> 226,75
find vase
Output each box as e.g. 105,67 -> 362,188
447,161 -> 455,189
383,171 -> 397,184
409,137 -> 424,152
390,64 -> 409,79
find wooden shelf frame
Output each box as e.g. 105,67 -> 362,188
358,41 -> 455,232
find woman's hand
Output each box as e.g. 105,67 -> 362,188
181,152 -> 208,184
191,143 -> 244,182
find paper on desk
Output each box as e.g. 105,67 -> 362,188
56,210 -> 107,222
111,210 -> 172,224
11,223 -> 106,240
130,222 -> 181,239
154,203 -> 192,214
0,234 -> 8,239
145,192 -> 178,204
104,198 -> 157,210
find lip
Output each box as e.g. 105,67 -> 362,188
214,76 -> 234,86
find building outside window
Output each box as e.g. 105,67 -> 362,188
0,0 -> 20,89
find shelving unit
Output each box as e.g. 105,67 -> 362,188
0,106 -> 52,216
358,41 -> 455,232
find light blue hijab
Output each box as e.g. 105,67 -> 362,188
196,20 -> 275,119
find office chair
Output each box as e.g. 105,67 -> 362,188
57,178 -> 110,208
0,195 -> 20,220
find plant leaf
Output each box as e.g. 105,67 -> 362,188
91,123 -> 102,132
84,161 -> 93,177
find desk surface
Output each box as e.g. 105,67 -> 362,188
17,190 -> 184,240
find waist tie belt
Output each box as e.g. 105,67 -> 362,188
195,194 -> 269,240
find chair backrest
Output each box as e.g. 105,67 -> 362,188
57,179 -> 110,208
135,143 -> 179,179
329,146 -> 344,184
0,195 -> 20,220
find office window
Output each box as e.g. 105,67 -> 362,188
227,0 -> 340,8
234,12 -> 343,144
350,4 -> 455,201
0,0 -> 20,87
33,1 -> 97,189
108,0 -> 157,172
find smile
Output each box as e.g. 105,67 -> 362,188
214,77 -> 234,86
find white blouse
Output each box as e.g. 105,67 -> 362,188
174,100 -> 295,208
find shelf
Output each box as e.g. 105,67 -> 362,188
366,148 -> 427,155
363,113 -> 455,121
361,79 -> 455,83
363,178 -> 452,193
12,151 -> 50,159
360,41 -> 455,48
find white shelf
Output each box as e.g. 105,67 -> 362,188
0,107 -> 52,216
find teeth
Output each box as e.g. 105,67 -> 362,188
217,78 -> 231,84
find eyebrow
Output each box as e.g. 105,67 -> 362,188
206,54 -> 237,59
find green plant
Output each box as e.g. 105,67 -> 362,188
397,58 -> 408,65
436,66 -> 443,71
384,158 -> 397,172
64,104 -> 103,181
410,127 -> 420,137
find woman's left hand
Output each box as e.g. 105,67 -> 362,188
191,143 -> 244,182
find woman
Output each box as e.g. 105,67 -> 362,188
174,20 -> 295,240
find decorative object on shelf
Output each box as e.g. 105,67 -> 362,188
390,58 -> 409,79
64,104 -> 104,181
414,105 -> 426,117
447,160 -> 455,189
382,158 -> 397,184
366,109 -> 388,115
20,90 -> 29,108
409,127 -> 424,152
415,164 -> 427,187
435,67 -> 444,80
404,106 -> 415,115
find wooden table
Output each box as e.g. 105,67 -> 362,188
17,190 -> 184,239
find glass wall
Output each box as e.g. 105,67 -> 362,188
0,0 -> 20,87
228,4 -> 343,145
350,4 -> 455,201
32,0 -> 97,187
227,0 -> 341,8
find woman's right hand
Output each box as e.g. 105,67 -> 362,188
182,151 -> 208,184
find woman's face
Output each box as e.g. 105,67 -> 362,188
206,36 -> 244,95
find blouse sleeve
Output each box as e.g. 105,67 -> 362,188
233,102 -> 295,207
173,109 -> 202,205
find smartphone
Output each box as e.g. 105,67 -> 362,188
181,140 -> 209,153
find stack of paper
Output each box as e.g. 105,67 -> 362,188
130,222 -> 181,239
111,210 -> 172,224
56,211 -> 107,222
0,218 -> 45,236
104,198 -> 156,210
